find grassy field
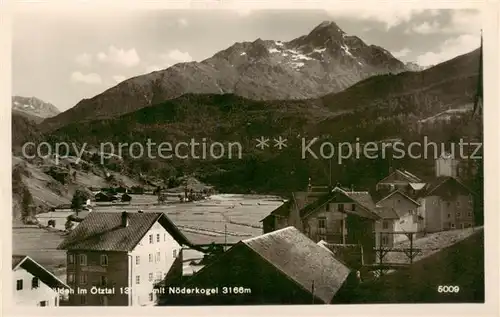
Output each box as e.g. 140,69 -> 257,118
14,194 -> 283,278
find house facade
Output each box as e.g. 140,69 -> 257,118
375,190 -> 423,246
375,169 -> 423,193
12,255 -> 69,307
417,177 -> 475,232
58,211 -> 192,306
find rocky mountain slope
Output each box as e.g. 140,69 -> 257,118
12,96 -> 60,123
40,48 -> 481,194
41,21 -> 407,131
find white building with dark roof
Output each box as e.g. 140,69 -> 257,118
57,211 -> 193,306
12,255 -> 69,307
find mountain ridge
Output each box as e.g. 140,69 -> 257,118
41,21 -> 407,132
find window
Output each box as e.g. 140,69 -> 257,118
100,276 -> 108,286
157,234 -> 160,242
447,213 -> 451,218
457,212 -> 461,218
318,218 -> 326,229
156,252 -> 160,263
80,295 -> 86,305
456,201 -> 461,207
149,234 -> 153,244
149,273 -> 153,282
352,204 -> 356,211
397,199 -> 401,203
149,254 -> 153,263
173,249 -> 177,258
149,293 -> 154,302
68,254 -> 75,264
466,223 -> 472,228
338,204 -> 344,212
16,279 -> 23,291
31,277 -> 39,289
68,273 -> 74,283
382,221 -> 389,229
136,275 -> 140,285
135,256 -> 140,265
381,235 -> 389,246
39,301 -> 48,307
79,254 -> 87,266
468,212 -> 472,217
100,254 -> 108,266
451,223 -> 456,229
80,274 -> 87,285
156,271 -> 162,281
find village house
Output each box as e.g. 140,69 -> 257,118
12,255 -> 70,306
57,211 -> 193,306
415,176 -> 475,232
94,191 -> 118,202
375,168 -> 424,193
158,227 -> 352,305
374,190 -> 424,247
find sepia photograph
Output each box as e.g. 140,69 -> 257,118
6,2 -> 496,313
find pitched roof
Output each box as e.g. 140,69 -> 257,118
416,176 -> 473,198
242,227 -> 351,303
260,200 -> 292,222
377,169 -> 422,185
300,188 -> 380,220
376,190 -> 421,207
58,211 -> 191,251
12,255 -> 69,289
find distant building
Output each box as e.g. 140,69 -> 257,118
374,190 -> 423,247
12,255 -> 69,307
375,168 -> 423,192
416,177 -> 475,232
158,227 -> 352,305
262,186 -> 381,264
57,211 -> 193,306
94,191 -> 117,202
435,152 -> 460,178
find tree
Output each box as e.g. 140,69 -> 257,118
71,190 -> 89,214
21,189 -> 34,220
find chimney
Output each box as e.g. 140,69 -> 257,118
121,211 -> 129,227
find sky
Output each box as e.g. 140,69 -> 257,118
12,7 -> 482,111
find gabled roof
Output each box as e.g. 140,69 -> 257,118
300,188 -> 380,220
376,190 -> 421,207
377,169 -> 422,185
416,176 -> 474,198
242,227 -> 351,304
12,255 -> 69,289
58,211 -> 191,251
260,200 -> 292,222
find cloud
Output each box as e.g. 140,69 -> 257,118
75,53 -> 92,67
408,21 -> 441,34
177,18 -> 188,27
327,8 -> 425,29
145,65 -> 163,73
162,49 -> 193,63
96,46 -> 141,67
416,34 -> 480,66
443,9 -> 482,34
112,75 -> 126,83
392,48 -> 411,58
70,71 -> 102,84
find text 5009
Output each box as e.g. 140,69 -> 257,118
437,285 -> 460,293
